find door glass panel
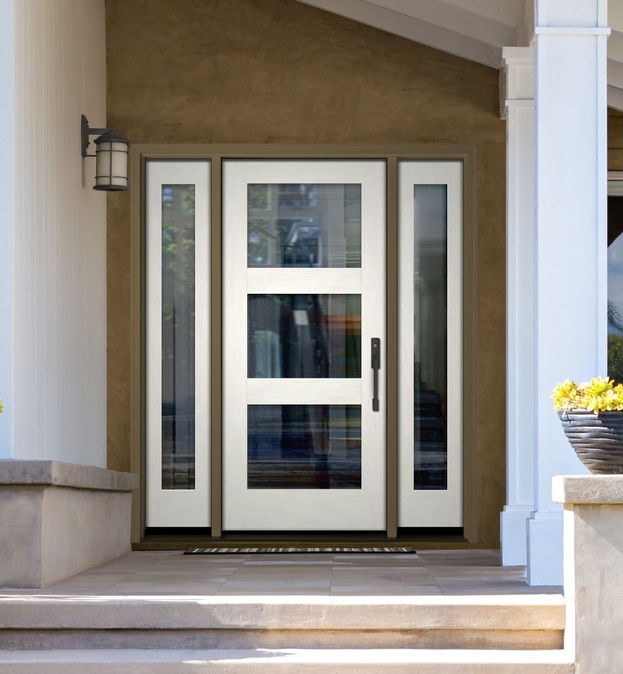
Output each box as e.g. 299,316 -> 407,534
248,405 -> 362,489
248,294 -> 361,378
247,184 -> 361,267
413,185 -> 448,490
161,184 -> 195,489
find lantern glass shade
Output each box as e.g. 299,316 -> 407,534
94,131 -> 130,191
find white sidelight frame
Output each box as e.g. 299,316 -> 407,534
222,160 -> 387,531
146,161 -> 211,527
398,160 -> 463,528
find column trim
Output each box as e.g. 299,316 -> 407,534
501,46 -> 535,567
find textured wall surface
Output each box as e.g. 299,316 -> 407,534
610,109 -> 623,171
106,0 -> 506,546
11,0 -> 107,467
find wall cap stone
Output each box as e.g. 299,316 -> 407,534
0,460 -> 139,492
552,474 -> 623,505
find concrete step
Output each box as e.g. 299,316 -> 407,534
0,648 -> 575,672
0,595 -> 565,650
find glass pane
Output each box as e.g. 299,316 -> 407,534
247,184 -> 361,267
413,185 -> 448,490
608,190 -> 623,383
247,405 -> 362,489
248,294 -> 361,378
161,185 -> 195,490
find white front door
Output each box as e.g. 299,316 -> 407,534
222,160 -> 387,531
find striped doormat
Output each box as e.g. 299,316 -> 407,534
184,547 -> 416,555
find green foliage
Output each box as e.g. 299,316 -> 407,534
608,334 -> 623,385
551,376 -> 623,413
248,184 -> 269,210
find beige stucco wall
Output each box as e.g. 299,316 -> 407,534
106,0 -> 506,547
609,109 -> 623,171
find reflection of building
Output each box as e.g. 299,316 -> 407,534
248,295 -> 361,379
248,184 -> 361,268
247,293 -> 362,488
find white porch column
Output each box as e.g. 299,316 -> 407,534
528,0 -> 609,585
501,46 -> 535,567
0,0 -> 14,459
10,0 -> 107,467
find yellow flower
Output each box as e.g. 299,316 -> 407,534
552,377 -> 623,413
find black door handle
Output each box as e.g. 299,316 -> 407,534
371,338 -> 380,412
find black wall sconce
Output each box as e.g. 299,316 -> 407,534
81,115 -> 131,191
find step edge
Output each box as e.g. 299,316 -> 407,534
0,647 -> 576,665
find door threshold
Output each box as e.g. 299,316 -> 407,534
135,528 -> 466,551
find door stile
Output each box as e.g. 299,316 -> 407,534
210,156 -> 223,538
386,156 -> 399,539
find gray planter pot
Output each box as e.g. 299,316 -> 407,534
559,410 -> 623,474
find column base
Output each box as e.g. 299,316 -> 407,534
526,512 -> 563,586
0,461 -> 139,588
500,506 -> 532,566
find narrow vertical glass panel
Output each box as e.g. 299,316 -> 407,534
413,185 -> 448,490
247,184 -> 361,267
248,294 -> 361,378
161,185 -> 195,489
248,405 -> 362,489
608,188 -> 623,382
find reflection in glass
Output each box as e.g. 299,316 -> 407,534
248,405 -> 362,489
161,185 -> 195,489
248,295 -> 361,378
247,184 -> 361,267
413,186 -> 448,490
608,191 -> 623,383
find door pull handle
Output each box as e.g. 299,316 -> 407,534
371,338 -> 381,412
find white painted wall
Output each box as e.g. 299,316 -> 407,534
11,0 -> 107,467
0,0 -> 14,459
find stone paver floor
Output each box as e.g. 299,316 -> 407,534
0,550 -> 563,597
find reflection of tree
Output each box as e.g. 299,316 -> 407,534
248,184 -> 269,210
608,301 -> 623,386
609,301 -> 623,333
248,218 -> 270,266
608,335 -> 623,385
162,186 -> 195,325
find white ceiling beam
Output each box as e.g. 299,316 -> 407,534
359,0 -> 516,48
297,0 -> 501,68
433,0 -> 524,27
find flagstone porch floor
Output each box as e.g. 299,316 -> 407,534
0,550 -> 563,597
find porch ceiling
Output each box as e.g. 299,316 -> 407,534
297,0 -> 623,112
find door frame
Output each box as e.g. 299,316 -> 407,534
129,144 -> 478,544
